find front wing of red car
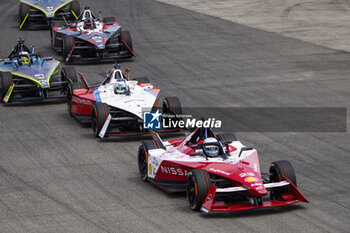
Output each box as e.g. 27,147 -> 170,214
200,178 -> 308,213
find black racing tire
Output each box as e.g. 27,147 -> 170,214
269,160 -> 297,198
163,97 -> 182,115
133,77 -> 150,84
70,1 -> 80,19
120,30 -> 133,53
138,140 -> 164,181
62,35 -> 74,62
19,3 -> 29,26
61,66 -> 78,83
91,102 -> 110,138
216,132 -> 238,142
103,17 -> 116,25
67,82 -> 79,116
0,72 -> 14,103
186,169 -> 211,211
37,51 -> 46,58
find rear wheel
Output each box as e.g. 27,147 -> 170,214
216,132 -> 238,142
61,66 -> 78,94
163,97 -> 182,115
51,20 -> 65,48
138,140 -> 163,181
269,160 -> 297,199
91,102 -> 110,138
19,3 -> 29,27
186,169 -> 211,211
67,82 -> 79,116
133,77 -> 150,84
0,72 -> 14,103
120,30 -> 133,54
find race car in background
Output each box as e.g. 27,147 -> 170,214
67,64 -> 181,137
137,127 -> 308,213
19,0 -> 80,29
51,5 -> 134,63
0,38 -> 77,104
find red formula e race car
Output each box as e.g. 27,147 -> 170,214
138,127 -> 308,213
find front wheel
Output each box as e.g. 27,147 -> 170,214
0,72 -> 14,103
120,30 -> 133,55
91,102 -> 110,138
67,82 -> 79,116
62,35 -> 74,62
138,140 -> 165,181
70,1 -> 80,19
186,169 -> 211,211
19,3 -> 29,27
269,160 -> 297,199
163,97 -> 182,115
216,132 -> 238,142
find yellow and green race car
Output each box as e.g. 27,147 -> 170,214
0,38 -> 77,104
19,0 -> 80,29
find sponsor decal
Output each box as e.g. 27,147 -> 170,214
72,96 -> 92,105
148,164 -> 152,174
251,182 -> 263,187
92,36 -> 103,43
205,194 -> 213,204
46,6 -> 54,12
143,110 -> 161,129
239,172 -> 255,178
245,177 -> 258,182
35,73 -> 45,79
160,166 -> 189,176
209,168 -> 230,176
93,89 -> 101,102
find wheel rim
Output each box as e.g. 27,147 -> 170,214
186,175 -> 196,208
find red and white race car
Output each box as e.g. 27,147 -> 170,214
138,127 -> 308,213
67,64 -> 182,138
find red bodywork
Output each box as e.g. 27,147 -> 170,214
147,129 -> 308,213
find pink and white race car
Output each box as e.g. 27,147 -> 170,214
138,127 -> 308,213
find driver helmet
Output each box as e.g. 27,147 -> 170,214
115,79 -> 127,94
18,51 -> 30,66
203,137 -> 219,157
83,18 -> 95,29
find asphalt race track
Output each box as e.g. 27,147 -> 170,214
0,0 -> 350,232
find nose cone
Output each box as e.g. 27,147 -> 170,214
243,176 -> 268,195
